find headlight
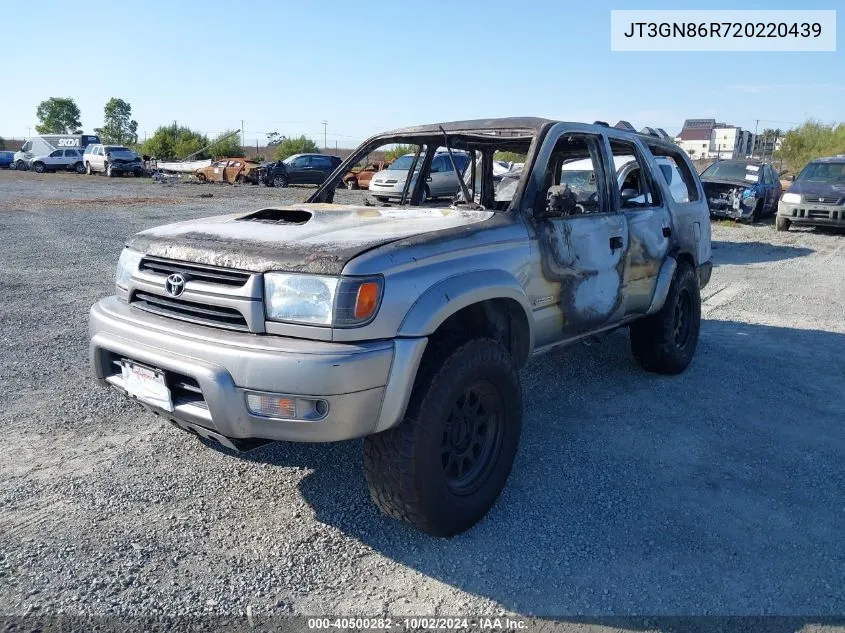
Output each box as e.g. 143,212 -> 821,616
782,192 -> 801,204
264,273 -> 383,327
115,248 -> 143,289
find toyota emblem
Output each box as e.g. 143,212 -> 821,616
165,273 -> 187,297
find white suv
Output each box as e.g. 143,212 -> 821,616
28,149 -> 86,174
83,144 -> 143,177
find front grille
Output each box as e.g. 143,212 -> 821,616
803,196 -> 842,205
139,256 -> 250,287
807,210 -> 831,219
131,291 -> 249,331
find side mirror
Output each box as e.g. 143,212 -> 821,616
620,188 -> 639,202
790,175 -> 796,182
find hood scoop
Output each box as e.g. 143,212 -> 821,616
238,208 -> 312,225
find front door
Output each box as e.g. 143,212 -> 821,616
531,130 -> 629,338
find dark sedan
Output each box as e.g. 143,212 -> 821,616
262,153 -> 342,188
701,159 -> 783,223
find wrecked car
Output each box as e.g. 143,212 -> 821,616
262,153 -> 342,188
700,159 -> 782,222
195,158 -> 261,184
83,144 -> 144,177
776,156 -> 845,231
341,160 -> 389,190
89,118 -> 712,537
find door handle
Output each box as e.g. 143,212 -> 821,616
609,236 -> 623,250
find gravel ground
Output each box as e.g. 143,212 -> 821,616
1,170 -> 844,629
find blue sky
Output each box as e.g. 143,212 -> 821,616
1,0 -> 841,147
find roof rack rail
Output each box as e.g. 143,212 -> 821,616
615,120 -> 636,132
593,121 -> 609,127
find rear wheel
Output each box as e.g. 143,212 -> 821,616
235,174 -> 246,185
16,160 -> 27,171
85,162 -> 93,175
345,178 -> 358,190
32,162 -> 46,174
363,338 -> 522,537
776,216 -> 791,232
74,162 -> 86,174
630,262 -> 701,375
105,163 -> 113,177
272,174 -> 288,188
196,173 -> 207,183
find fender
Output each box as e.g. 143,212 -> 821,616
398,269 -> 535,351
645,255 -> 677,315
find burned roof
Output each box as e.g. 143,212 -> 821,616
382,117 -> 554,136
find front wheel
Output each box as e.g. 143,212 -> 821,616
105,163 -> 113,177
272,175 -> 288,188
85,162 -> 93,175
630,262 -> 701,375
15,160 -> 27,171
32,162 -> 46,173
345,178 -> 358,190
776,216 -> 791,232
363,338 -> 522,537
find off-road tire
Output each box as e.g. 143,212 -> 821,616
363,337 -> 522,537
272,175 -> 288,188
345,178 -> 358,190
32,162 -> 45,174
776,216 -> 791,232
630,262 -> 701,375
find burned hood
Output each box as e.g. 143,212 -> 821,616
126,204 -> 494,274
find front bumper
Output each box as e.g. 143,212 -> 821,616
368,181 -> 410,197
778,201 -> 845,227
90,297 -> 427,445
111,162 -> 143,173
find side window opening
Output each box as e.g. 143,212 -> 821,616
609,139 -> 660,210
50,150 -> 63,157
646,143 -> 699,203
539,134 -> 607,217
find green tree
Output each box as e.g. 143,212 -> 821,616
266,132 -> 282,147
94,98 -> 138,145
207,130 -> 244,158
141,125 -> 210,160
382,144 -> 415,162
778,119 -> 845,173
494,150 -> 527,163
35,97 -> 82,134
275,135 -> 320,160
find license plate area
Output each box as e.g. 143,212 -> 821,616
120,360 -> 174,412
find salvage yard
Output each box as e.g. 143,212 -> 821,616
1,169 -> 844,621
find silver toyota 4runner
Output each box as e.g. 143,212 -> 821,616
90,118 -> 712,536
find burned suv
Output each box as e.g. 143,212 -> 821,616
89,118 -> 712,536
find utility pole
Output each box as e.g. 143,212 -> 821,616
753,119 -> 759,158
241,120 -> 245,148
25,127 -> 31,139
322,120 -> 328,150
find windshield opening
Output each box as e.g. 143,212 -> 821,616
796,161 -> 845,183
309,130 -> 535,210
106,146 -> 130,153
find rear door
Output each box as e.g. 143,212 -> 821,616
63,149 -> 79,169
310,156 -> 335,184
606,132 -> 673,315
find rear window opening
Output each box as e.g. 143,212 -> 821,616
239,208 -> 313,225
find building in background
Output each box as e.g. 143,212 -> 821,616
674,119 -> 755,160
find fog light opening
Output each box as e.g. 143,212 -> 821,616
245,392 -> 329,421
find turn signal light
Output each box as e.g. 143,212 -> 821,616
354,282 -> 380,320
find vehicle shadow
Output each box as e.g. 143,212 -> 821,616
217,320 -> 845,618
711,240 -> 813,265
